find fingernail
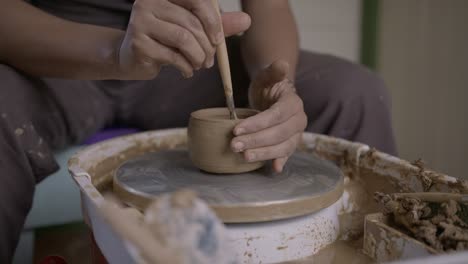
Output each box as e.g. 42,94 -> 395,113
233,141 -> 244,152
234,128 -> 245,136
277,163 -> 284,173
205,57 -> 215,68
246,152 -> 256,162
183,71 -> 193,79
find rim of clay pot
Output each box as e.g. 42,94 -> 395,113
190,108 -> 258,122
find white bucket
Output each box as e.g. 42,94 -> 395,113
227,199 -> 340,263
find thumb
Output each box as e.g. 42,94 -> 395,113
273,157 -> 289,173
221,12 -> 251,37
253,60 -> 290,89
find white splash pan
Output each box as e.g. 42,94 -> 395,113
68,128 -> 468,263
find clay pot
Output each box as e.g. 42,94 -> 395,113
188,108 -> 264,174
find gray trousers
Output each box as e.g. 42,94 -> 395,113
0,39 -> 397,261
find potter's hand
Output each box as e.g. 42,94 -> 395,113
119,0 -> 251,79
231,61 -> 307,173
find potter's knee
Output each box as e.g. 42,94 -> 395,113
348,66 -> 391,109
297,52 -> 391,109
0,64 -> 28,102
0,63 -> 24,84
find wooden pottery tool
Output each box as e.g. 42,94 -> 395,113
211,0 -> 237,119
113,149 -> 344,223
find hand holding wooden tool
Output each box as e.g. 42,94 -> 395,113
210,0 -> 238,119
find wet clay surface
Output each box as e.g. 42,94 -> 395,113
375,192 -> 468,252
188,108 -> 263,173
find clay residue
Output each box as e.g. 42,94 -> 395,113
285,239 -> 372,264
338,167 -> 403,241
88,134 -> 187,190
409,158 -> 434,191
363,232 -> 376,259
375,192 -> 468,252
337,149 -> 366,182
408,158 -> 468,194
362,148 -> 378,168
444,178 -> 468,194
411,158 -> 426,171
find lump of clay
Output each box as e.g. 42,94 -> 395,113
144,190 -> 238,264
374,192 -> 468,252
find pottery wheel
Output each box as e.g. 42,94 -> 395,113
113,149 -> 344,223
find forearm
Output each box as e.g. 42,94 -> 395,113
240,0 -> 299,80
0,0 -> 124,79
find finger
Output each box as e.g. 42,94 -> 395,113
252,60 -> 289,90
273,157 -> 289,173
132,35 -> 194,77
231,112 -> 305,152
243,134 -> 299,163
147,16 -> 205,69
170,0 -> 223,44
152,2 -> 215,68
234,92 -> 303,135
221,12 -> 251,37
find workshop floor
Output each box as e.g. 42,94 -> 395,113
34,222 -> 91,264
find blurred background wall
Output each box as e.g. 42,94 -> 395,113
221,0 -> 467,178
378,0 -> 468,178
220,0 -> 362,62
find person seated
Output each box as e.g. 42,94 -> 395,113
0,0 -> 396,261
